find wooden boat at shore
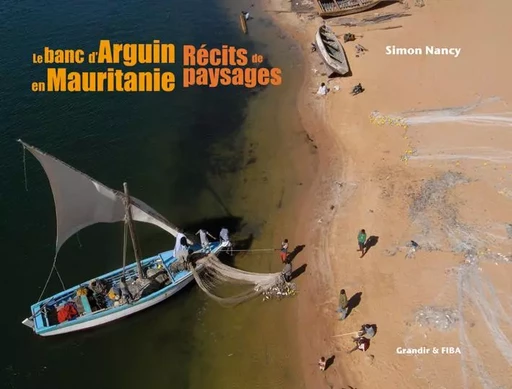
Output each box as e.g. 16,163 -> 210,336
315,25 -> 350,77
19,140 -> 227,336
315,0 -> 383,18
239,12 -> 248,34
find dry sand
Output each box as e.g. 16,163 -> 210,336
265,0 -> 512,387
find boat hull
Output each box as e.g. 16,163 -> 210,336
25,242 -> 226,336
315,26 -> 350,76
38,268 -> 200,336
316,0 -> 383,18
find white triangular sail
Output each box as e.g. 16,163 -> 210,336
20,140 -> 190,255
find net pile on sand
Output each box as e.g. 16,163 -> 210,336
370,97 -> 512,129
415,306 -> 459,331
191,254 -> 296,306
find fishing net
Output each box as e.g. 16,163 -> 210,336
369,96 -> 512,129
191,254 -> 296,306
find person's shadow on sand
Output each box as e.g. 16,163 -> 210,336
287,244 -> 305,262
291,263 -> 307,280
361,236 -> 379,257
325,355 -> 335,370
347,292 -> 362,316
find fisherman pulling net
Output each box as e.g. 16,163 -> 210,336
190,254 -> 296,306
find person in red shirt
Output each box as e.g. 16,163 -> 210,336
280,239 -> 289,263
348,337 -> 370,353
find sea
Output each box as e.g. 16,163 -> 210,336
0,0 -> 306,388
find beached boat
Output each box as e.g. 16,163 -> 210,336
19,140 -> 227,336
316,0 -> 383,18
315,25 -> 350,77
239,12 -> 248,34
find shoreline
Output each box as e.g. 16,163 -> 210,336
267,0 -> 512,388
185,2 -> 315,386
261,1 -> 352,385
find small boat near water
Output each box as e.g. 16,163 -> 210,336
316,0 -> 383,18
315,25 -> 350,77
19,140 -> 227,336
239,12 -> 248,34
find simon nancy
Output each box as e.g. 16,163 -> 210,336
386,45 -> 461,58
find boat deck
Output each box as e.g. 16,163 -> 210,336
30,242 -> 221,335
317,0 -> 380,17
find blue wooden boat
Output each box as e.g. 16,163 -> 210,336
19,140 -> 226,336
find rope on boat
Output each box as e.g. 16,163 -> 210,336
37,256 -> 67,302
122,220 -> 128,277
54,265 -> 66,290
228,248 -> 277,253
37,254 -> 58,302
22,144 -> 28,192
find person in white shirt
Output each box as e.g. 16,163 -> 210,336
196,229 -> 216,252
219,227 -> 233,255
242,11 -> 250,20
317,82 -> 328,95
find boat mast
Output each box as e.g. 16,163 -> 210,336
123,182 -> 145,279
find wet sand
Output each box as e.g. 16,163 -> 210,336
266,0 -> 512,388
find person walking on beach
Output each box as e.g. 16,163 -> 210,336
280,239 -> 289,263
337,289 -> 349,320
357,229 -> 367,257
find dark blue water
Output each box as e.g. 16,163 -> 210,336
0,1 -> 271,388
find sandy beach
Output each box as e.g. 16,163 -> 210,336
265,0 -> 512,387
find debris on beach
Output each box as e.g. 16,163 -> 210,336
385,240 -> 440,257
415,306 -> 459,331
355,44 -> 368,57
343,33 -> 356,43
369,111 -> 409,128
415,0 -> 425,7
400,147 -> 417,163
351,83 -> 364,96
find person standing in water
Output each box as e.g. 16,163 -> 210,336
357,229 -> 367,257
282,261 -> 292,282
280,239 -> 289,263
